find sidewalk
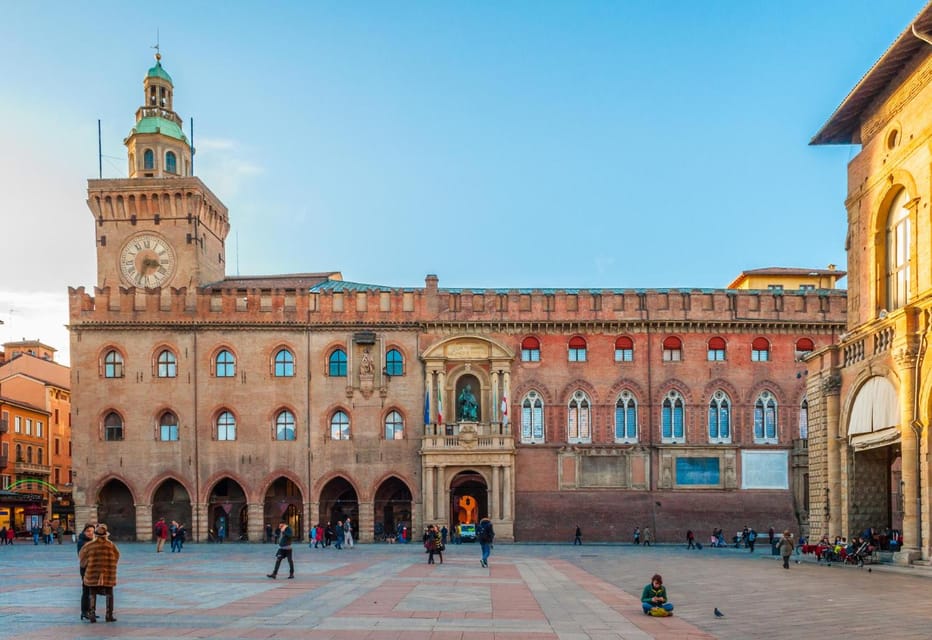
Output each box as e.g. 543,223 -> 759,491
0,541 -> 930,639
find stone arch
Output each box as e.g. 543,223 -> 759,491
449,469 -> 489,528
317,475 -> 360,535
512,380 -> 555,405
263,475 -> 305,541
421,334 -> 515,361
559,378 -> 600,405
655,378 -> 693,404
608,377 -> 647,403
206,475 -> 249,542
701,378 -> 740,404
372,475 -> 414,540
96,477 -> 136,541
149,477 -> 192,534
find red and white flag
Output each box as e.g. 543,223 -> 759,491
501,396 -> 508,426
437,386 -> 443,424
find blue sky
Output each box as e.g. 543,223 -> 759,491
0,0 -> 926,359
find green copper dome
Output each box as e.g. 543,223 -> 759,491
147,60 -> 173,84
131,116 -> 188,143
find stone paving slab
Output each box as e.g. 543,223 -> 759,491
0,541 -> 930,639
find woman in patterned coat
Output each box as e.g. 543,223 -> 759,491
78,524 -> 121,623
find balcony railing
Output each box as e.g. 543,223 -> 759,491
14,460 -> 51,476
422,422 -> 515,451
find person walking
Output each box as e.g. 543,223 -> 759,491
778,530 -> 795,569
747,528 -> 758,553
309,524 -> 317,549
478,516 -> 495,568
344,517 -> 354,549
267,521 -> 294,579
424,524 -> 443,564
686,530 -> 696,549
154,517 -> 168,553
315,523 -> 325,549
76,523 -> 96,621
574,524 -> 582,545
643,527 -> 653,547
440,525 -> 448,547
175,523 -> 187,551
634,526 -> 641,545
79,523 -> 120,623
334,520 -> 345,550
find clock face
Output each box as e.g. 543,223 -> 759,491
119,233 -> 176,288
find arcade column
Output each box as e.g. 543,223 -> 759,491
135,503 -> 153,542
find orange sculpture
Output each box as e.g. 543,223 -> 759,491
457,495 -> 477,524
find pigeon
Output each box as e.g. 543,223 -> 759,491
795,560 -> 800,564
868,568 -> 872,573
714,608 -> 725,618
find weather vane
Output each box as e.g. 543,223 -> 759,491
151,28 -> 161,61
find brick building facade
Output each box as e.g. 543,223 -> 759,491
69,56 -> 846,542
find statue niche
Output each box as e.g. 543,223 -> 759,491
456,375 -> 480,422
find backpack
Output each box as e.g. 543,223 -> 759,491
748,530 -> 757,542
478,522 -> 494,544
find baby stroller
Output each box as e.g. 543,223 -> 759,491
847,540 -> 873,567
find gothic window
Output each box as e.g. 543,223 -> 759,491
157,349 -> 177,378
662,336 -> 682,362
275,410 -> 296,441
568,336 -> 587,362
215,349 -> 236,377
331,410 -> 351,440
751,337 -> 771,362
159,411 -> 179,441
614,390 -> 638,442
143,148 -> 155,169
707,337 -> 726,361
661,390 -> 685,442
384,410 -> 404,440
521,336 -> 541,362
708,391 -> 731,443
104,412 -> 124,441
567,390 -> 591,442
328,349 -> 347,377
217,410 -> 236,441
103,349 -> 124,378
754,391 -> 778,443
166,151 -> 177,174
521,391 -> 544,443
385,349 -> 404,376
274,349 -> 295,377
615,336 -> 634,362
886,188 -> 911,310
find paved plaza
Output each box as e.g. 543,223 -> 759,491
1,539 -> 930,639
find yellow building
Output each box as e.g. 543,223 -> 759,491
807,4 -> 932,564
727,266 -> 845,292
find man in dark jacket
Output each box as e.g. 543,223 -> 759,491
267,521 -> 294,579
76,523 -> 96,620
79,524 -> 121,623
478,517 -> 495,568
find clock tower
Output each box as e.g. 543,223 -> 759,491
87,54 -> 229,290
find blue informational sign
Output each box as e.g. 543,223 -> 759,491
675,457 -> 720,485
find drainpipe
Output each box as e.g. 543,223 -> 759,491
910,325 -> 927,555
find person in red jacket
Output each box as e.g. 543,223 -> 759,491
154,517 -> 169,553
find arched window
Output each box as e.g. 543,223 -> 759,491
795,338 -> 815,357
166,151 -> 177,174
754,391 -> 778,442
568,336 -> 587,362
615,390 -> 638,442
217,410 -> 236,441
328,349 -> 347,377
751,337 -> 770,362
37,448 -> 43,465
799,398 -> 809,439
15,444 -> 22,462
143,149 -> 155,170
662,336 -> 682,362
331,410 -> 351,440
157,349 -> 177,378
275,410 -> 296,441
159,411 -> 179,441
886,188 -> 911,310
521,391 -> 544,443
104,412 -> 124,441
274,349 -> 295,377
385,349 -> 404,376
707,337 -> 726,362
384,410 -> 404,440
26,446 -> 33,463
661,390 -> 685,442
567,390 -> 591,442
708,391 -> 731,443
521,336 -> 541,362
615,336 -> 634,362
103,350 -> 124,378
215,350 -> 236,377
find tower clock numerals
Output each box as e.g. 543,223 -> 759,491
119,233 -> 177,288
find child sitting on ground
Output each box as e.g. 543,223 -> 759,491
641,573 -> 674,617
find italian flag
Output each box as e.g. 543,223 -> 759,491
437,386 -> 443,424
501,396 -> 508,426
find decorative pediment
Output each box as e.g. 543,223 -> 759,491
422,335 -> 514,361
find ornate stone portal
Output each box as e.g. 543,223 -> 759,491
420,336 -> 516,540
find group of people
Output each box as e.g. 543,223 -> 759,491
25,521 -> 66,545
76,522 -> 121,623
153,517 -> 186,552
420,517 -> 495,567
308,518 -> 355,549
0,526 -> 18,544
